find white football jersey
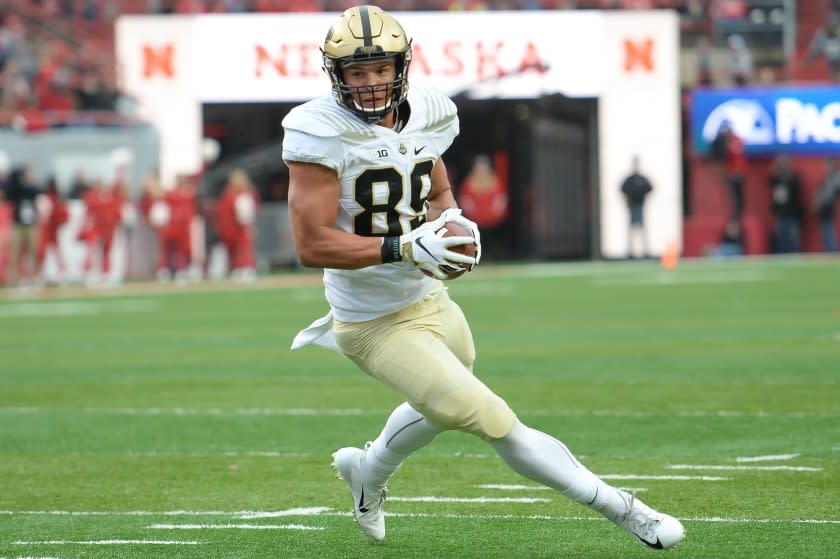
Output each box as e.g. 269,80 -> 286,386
283,85 -> 460,322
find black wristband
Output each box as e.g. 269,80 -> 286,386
381,236 -> 401,263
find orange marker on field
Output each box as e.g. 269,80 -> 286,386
661,241 -> 679,270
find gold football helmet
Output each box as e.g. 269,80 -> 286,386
322,5 -> 412,123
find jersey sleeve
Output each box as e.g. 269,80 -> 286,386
282,105 -> 345,173
421,87 -> 460,154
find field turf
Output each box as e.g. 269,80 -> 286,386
1,257 -> 838,558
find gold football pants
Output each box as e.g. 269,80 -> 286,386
333,288 -> 515,440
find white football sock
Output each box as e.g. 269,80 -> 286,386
490,420 -> 628,519
364,402 -> 442,489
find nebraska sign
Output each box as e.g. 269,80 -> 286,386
116,10 -> 680,259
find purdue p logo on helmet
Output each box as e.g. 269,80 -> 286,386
322,5 -> 412,123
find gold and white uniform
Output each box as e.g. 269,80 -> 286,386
283,86 -> 515,440
282,85 -> 458,322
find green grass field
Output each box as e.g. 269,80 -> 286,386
1,257 -> 838,559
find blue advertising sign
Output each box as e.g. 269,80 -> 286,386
691,86 -> 840,156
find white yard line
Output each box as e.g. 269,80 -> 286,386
4,509 -> 837,526
0,407 -> 372,416
121,451 -> 496,459
736,453 -> 800,462
667,464 -> 822,472
12,540 -> 201,545
389,497 -> 551,503
593,270 -> 768,286
600,474 -> 729,481
238,507 -> 331,519
476,484 -> 550,491
680,517 -> 840,525
150,524 -> 323,530
476,479 -> 709,490
0,510 -> 249,516
0,300 -> 158,318
1,407 -> 836,419
132,451 -> 323,458
378,512 -> 840,525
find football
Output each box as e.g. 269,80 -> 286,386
422,221 -> 476,281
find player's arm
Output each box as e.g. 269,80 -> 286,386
287,161 -> 383,269
425,158 -> 459,221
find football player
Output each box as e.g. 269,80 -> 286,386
283,4 -> 684,550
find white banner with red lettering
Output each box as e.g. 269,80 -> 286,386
116,10 -> 680,259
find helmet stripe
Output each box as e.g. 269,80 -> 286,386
358,5 -> 373,47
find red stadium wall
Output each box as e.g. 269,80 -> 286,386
684,156 -> 839,257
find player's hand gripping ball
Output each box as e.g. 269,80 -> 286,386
422,221 -> 477,280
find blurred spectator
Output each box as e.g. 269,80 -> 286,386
458,154 -> 509,228
139,172 -> 176,281
79,177 -> 125,285
114,170 -> 139,279
216,168 -> 260,281
715,0 -> 748,19
813,158 -> 840,253
1,59 -> 33,111
37,69 -> 76,111
0,153 -> 8,187
36,176 -> 70,283
755,66 -> 777,85
695,35 -> 715,87
711,120 -> 746,219
705,217 -> 744,258
726,34 -> 752,86
0,14 -> 34,77
446,0 -> 490,10
68,169 -> 90,199
619,155 -> 653,259
3,165 -> 40,286
0,10 -> 125,118
457,153 -> 509,259
806,14 -> 840,82
767,154 -> 803,254
75,65 -> 120,111
165,174 -> 198,282
620,0 -> 656,8
254,0 -> 322,11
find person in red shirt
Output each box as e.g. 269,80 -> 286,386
165,174 -> 198,282
216,169 -> 260,281
459,154 -> 509,229
36,177 -> 70,283
457,154 -> 509,259
80,178 -> 124,284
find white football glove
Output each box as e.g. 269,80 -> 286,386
400,220 -> 477,280
440,207 -> 482,265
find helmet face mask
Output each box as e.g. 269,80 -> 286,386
340,60 -> 398,117
322,5 -> 412,123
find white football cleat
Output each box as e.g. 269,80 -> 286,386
331,446 -> 387,542
610,490 -> 685,549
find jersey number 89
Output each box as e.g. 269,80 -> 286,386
353,160 -> 434,237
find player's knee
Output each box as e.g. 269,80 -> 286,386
416,387 -> 471,432
421,386 -> 515,441
476,393 -> 516,440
